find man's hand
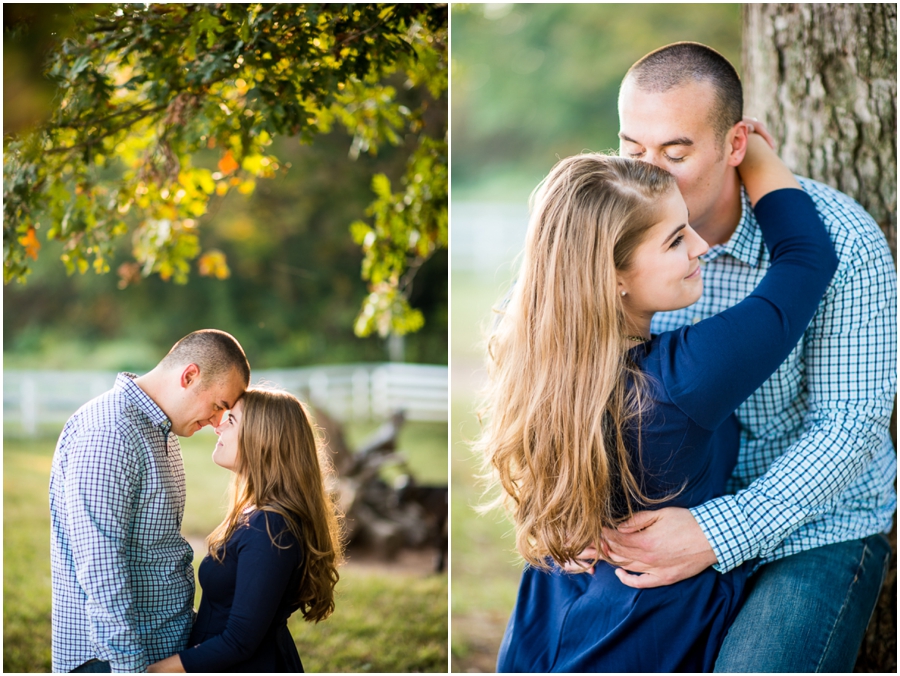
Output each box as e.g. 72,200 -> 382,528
148,655 -> 185,673
561,546 -> 601,575
600,507 -> 717,588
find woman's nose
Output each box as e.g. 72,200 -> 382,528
689,227 -> 710,258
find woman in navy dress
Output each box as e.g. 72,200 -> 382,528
477,133 -> 837,672
148,388 -> 344,672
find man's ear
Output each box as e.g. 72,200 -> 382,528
725,121 -> 751,167
180,363 -> 201,389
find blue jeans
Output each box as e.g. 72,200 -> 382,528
70,660 -> 112,673
715,534 -> 891,673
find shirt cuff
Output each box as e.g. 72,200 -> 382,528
690,495 -> 759,573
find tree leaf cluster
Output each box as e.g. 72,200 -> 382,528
4,2 -> 448,338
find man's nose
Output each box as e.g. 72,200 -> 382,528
637,149 -> 666,170
211,410 -> 226,429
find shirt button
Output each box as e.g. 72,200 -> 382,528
692,316 -> 702,324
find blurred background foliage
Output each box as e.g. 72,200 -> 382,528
451,3 -> 741,202
4,3 -> 447,369
450,4 -> 740,671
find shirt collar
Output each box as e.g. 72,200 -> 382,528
115,372 -> 173,435
701,187 -> 766,268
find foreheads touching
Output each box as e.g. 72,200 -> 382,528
161,329 -> 251,388
621,41 -> 743,146
159,329 -> 250,435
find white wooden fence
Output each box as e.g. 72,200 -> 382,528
3,363 -> 447,437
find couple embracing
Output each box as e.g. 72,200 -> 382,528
50,329 -> 343,672
480,43 -> 895,672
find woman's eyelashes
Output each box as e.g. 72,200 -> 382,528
669,234 -> 685,249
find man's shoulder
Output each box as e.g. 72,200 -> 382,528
70,388 -> 132,430
796,177 -> 886,244
61,386 -> 158,452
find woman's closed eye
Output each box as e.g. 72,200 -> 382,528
669,234 -> 685,249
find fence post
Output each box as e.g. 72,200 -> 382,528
21,374 -> 37,437
309,371 -> 331,419
371,366 -> 390,420
352,368 -> 371,422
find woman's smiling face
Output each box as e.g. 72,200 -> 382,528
212,399 -> 243,472
617,187 -> 709,324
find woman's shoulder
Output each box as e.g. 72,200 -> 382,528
242,507 -> 303,550
631,328 -> 696,395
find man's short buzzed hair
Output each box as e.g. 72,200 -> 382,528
624,42 -> 743,144
160,329 -> 250,387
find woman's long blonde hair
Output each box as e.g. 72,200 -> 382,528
207,388 -> 344,622
476,154 -> 677,570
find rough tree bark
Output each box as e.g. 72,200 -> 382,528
742,5 -> 896,673
743,3 -> 896,256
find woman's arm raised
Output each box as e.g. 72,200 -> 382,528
738,132 -> 800,206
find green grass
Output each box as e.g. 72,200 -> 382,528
449,396 -> 522,672
292,571 -> 448,672
3,421 -> 447,673
4,440 -> 55,673
449,270 -> 524,671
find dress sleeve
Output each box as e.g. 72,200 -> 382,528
691,222 -> 896,572
66,428 -> 147,673
658,188 -> 838,430
178,512 -> 303,672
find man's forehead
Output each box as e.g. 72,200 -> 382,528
211,370 -> 247,407
618,78 -> 718,141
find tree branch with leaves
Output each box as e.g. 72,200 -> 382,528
4,2 -> 447,337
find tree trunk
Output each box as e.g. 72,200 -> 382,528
742,5 -> 896,673
743,3 -> 896,257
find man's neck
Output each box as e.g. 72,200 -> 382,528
692,170 -> 744,247
134,369 -> 169,417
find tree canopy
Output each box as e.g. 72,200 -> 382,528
4,3 -> 447,338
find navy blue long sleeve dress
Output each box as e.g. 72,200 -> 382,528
178,510 -> 306,673
496,188 -> 838,673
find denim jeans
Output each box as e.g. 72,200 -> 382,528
70,659 -> 112,673
715,534 -> 891,673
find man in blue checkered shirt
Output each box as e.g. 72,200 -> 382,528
50,330 -> 250,673
582,43 -> 894,672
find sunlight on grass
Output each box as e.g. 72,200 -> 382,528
3,419 -> 447,673
450,270 -> 523,671
292,570 -> 448,672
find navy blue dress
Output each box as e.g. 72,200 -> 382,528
496,189 -> 838,673
178,510 -> 306,673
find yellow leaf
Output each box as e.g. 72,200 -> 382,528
198,250 -> 230,279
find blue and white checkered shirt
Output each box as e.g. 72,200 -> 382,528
652,177 -> 897,574
50,373 -> 195,672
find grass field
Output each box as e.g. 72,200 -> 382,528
3,419 -> 448,673
450,270 -> 523,672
